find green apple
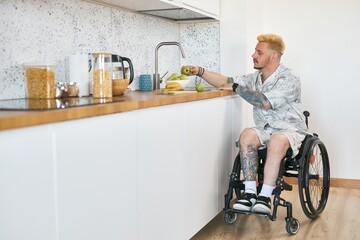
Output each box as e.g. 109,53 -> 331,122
195,84 -> 204,92
179,74 -> 187,80
167,73 -> 179,81
181,66 -> 191,76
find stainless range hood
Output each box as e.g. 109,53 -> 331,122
138,8 -> 214,22
83,0 -> 218,23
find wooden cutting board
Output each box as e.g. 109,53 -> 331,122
157,91 -> 198,95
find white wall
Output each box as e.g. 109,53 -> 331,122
221,0 -> 360,179
220,0 -> 248,166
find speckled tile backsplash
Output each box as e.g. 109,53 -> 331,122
0,0 -> 219,100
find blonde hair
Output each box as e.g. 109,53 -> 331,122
257,34 -> 285,55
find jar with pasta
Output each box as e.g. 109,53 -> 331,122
92,53 -> 112,98
23,62 -> 56,99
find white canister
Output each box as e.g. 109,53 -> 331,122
68,54 -> 89,96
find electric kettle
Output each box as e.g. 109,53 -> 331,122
111,54 -> 134,96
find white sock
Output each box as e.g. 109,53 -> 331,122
244,181 -> 257,194
259,184 -> 275,198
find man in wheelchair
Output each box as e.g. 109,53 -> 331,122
182,34 -> 308,215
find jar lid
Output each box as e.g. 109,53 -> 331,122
23,62 -> 57,68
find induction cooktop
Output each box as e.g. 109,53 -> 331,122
0,96 -> 125,111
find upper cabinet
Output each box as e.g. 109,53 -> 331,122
83,0 -> 220,22
181,0 -> 219,18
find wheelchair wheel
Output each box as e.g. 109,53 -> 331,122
286,218 -> 300,235
224,211 -> 237,224
298,136 -> 330,219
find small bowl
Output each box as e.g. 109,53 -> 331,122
166,79 -> 190,89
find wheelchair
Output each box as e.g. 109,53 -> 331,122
223,111 -> 330,235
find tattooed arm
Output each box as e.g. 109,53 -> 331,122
235,83 -> 272,110
220,82 -> 272,110
182,65 -> 272,110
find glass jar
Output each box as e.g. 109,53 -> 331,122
55,82 -> 67,98
23,62 -> 56,99
67,82 -> 79,97
92,53 -> 112,98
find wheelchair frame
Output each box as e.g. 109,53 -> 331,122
223,111 -> 330,235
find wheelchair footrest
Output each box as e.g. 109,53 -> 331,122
227,208 -> 269,218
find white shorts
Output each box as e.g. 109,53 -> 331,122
252,126 -> 306,157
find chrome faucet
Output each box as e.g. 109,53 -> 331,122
153,42 -> 186,90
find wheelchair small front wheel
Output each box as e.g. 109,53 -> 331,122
224,211 -> 237,225
286,218 -> 300,235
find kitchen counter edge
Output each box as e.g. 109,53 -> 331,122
0,90 -> 235,131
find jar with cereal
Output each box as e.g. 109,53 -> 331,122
92,53 -> 112,98
23,62 -> 57,99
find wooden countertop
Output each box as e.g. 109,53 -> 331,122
0,90 -> 234,131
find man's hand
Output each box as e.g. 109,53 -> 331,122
180,66 -> 229,88
181,65 -> 199,76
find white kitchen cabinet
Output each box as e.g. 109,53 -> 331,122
86,0 -> 175,11
183,97 -> 233,237
137,106 -> 187,240
84,0 -> 220,21
0,95 -> 240,240
161,0 -> 220,18
0,126 -> 56,240
181,0 -> 220,17
53,112 -> 137,240
137,97 -> 235,239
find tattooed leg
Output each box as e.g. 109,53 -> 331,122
240,144 -> 258,181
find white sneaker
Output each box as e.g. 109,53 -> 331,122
233,193 -> 257,212
252,195 -> 271,215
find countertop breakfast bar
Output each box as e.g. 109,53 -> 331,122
0,90 -> 234,131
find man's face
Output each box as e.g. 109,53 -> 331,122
252,42 -> 273,70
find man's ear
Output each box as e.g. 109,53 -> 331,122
270,52 -> 280,62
